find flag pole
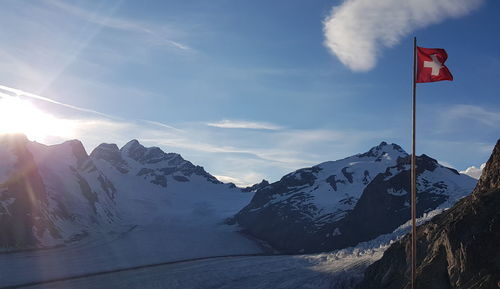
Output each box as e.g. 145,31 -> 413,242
411,36 -> 417,289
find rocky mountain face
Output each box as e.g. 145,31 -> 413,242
242,180 -> 270,193
0,134 -> 117,249
0,136 -> 481,256
0,135 -> 250,250
90,139 -> 222,189
235,142 -> 477,254
356,139 -> 500,289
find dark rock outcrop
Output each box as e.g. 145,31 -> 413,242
0,135 -> 55,248
91,143 -> 129,173
329,155 -> 450,250
356,139 -> 500,289
241,179 -> 270,192
0,135 -> 118,249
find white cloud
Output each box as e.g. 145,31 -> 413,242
460,163 -> 486,179
443,104 -> 500,128
206,119 -> 283,130
323,0 -> 484,71
213,173 -> 264,188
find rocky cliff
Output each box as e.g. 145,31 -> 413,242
356,139 -> 500,289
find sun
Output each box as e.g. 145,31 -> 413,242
0,96 -> 73,142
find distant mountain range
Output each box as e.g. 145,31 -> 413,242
0,135 -> 477,255
0,134 -> 250,249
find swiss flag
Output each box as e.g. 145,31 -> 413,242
416,47 -> 453,83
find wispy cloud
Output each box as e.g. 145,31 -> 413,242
0,85 -> 116,119
46,0 -> 192,51
323,0 -> 484,71
437,160 -> 454,168
141,120 -> 184,132
0,84 -> 393,186
442,104 -> 500,127
0,0 -> 195,101
206,119 -> 283,130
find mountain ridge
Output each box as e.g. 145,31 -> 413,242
235,141 -> 476,253
0,134 -> 253,250
0,134 -> 118,249
0,135 -> 477,255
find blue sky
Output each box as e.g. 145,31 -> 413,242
0,0 -> 498,185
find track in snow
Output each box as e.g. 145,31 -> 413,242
7,253 -> 377,289
0,254 -> 266,289
0,220 -> 264,289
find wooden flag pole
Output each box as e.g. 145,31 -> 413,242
411,36 -> 417,289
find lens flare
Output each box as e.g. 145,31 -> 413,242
0,96 -> 73,142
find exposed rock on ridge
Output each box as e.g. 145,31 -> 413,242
356,139 -> 500,289
235,142 -> 476,254
0,135 -> 118,249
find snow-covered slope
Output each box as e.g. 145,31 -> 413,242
235,142 -> 477,253
0,203 -> 453,289
0,137 -> 477,255
90,139 -> 253,226
0,134 -> 117,249
0,136 -> 264,288
0,135 -> 257,252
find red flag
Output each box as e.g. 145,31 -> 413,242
416,47 -> 453,83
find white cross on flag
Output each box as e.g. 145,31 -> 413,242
416,46 -> 453,83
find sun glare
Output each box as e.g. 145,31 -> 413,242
0,96 -> 73,142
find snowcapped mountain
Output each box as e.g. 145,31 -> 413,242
0,135 -> 257,252
0,136 -> 477,258
89,139 -> 252,223
92,140 -> 223,187
0,134 -> 117,249
235,142 -> 477,254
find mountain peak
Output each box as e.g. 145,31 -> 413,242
92,143 -> 120,153
120,139 -> 147,160
473,139 -> 500,195
0,133 -> 28,145
119,139 -> 176,165
241,179 -> 270,192
358,141 -> 407,159
90,143 -> 120,160
62,139 -> 88,165
90,143 -> 129,173
121,139 -> 143,152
